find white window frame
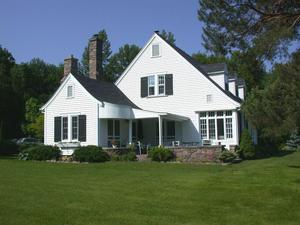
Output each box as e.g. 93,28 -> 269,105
148,75 -> 155,96
71,116 -> 79,141
67,85 -> 74,98
157,75 -> 165,95
206,94 -> 212,103
151,43 -> 161,57
199,111 -> 234,141
62,116 -> 68,141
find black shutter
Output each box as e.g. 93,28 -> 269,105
141,77 -> 148,98
165,74 -> 173,95
54,117 -> 61,142
78,115 -> 86,142
137,120 -> 143,140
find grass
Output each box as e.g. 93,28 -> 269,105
0,152 -> 300,225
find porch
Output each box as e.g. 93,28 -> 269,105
99,112 -> 189,148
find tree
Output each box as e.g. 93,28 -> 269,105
160,29 -> 176,44
198,0 -> 300,60
240,129 -> 255,159
192,52 -> 228,64
81,29 -> 112,76
106,44 -> 141,81
193,51 -> 265,90
0,46 -> 18,140
242,50 -> 300,142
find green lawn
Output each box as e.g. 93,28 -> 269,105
0,152 -> 300,225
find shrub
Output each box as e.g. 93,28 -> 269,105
19,145 -> 60,161
112,150 -> 137,161
0,140 -> 19,155
240,129 -> 255,159
148,146 -> 174,162
73,146 -> 110,162
219,150 -> 237,163
282,133 -> 300,151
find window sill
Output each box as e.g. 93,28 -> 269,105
151,55 -> 161,58
146,94 -> 168,98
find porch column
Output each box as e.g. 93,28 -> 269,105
158,116 -> 163,146
128,119 -> 132,145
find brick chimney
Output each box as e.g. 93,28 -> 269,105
89,34 -> 103,80
64,54 -> 78,76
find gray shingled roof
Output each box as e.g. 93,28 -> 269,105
74,75 -> 140,109
155,32 -> 242,103
199,63 -> 226,74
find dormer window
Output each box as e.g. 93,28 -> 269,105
152,44 -> 160,57
67,85 -> 74,98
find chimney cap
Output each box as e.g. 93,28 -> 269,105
154,30 -> 160,34
89,34 -> 99,41
64,54 -> 77,61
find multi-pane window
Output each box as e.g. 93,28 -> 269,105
152,44 -> 160,57
158,75 -> 165,95
208,119 -> 216,139
226,118 -> 233,138
200,111 -> 233,140
62,117 -> 68,140
72,116 -> 78,140
67,86 -> 73,98
148,75 -> 155,96
208,112 -> 215,117
200,119 -> 207,139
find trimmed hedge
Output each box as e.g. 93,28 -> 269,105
73,146 -> 110,162
0,140 -> 19,156
148,146 -> 174,162
19,145 -> 60,161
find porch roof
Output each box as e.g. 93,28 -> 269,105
132,108 -> 189,121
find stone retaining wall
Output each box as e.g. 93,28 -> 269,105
169,146 -> 222,163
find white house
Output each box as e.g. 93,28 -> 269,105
41,32 -> 253,155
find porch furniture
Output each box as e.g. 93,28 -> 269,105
202,140 -> 212,146
172,141 -> 180,147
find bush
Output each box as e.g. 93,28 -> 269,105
73,146 -> 110,162
148,146 -> 174,162
0,140 -> 19,155
240,129 -> 255,159
19,145 -> 60,161
219,150 -> 237,163
112,151 -> 137,161
282,133 -> 300,151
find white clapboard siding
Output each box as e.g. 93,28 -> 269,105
44,75 -> 99,146
116,33 -> 240,144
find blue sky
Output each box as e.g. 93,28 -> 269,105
0,0 -> 205,65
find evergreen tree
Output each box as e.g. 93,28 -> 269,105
160,29 -> 176,44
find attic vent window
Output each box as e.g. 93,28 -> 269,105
67,85 -> 74,98
152,44 -> 160,57
206,94 -> 212,103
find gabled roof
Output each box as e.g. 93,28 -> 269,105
73,75 -> 139,108
154,32 -> 242,103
